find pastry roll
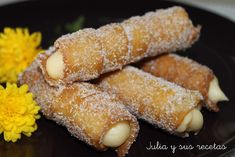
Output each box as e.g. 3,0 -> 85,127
97,66 -> 203,137
39,6 -> 200,85
18,60 -> 139,157
140,54 -> 228,112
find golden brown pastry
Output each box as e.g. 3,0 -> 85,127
140,53 -> 228,111
38,6 -> 200,86
18,55 -> 139,157
97,66 -> 203,137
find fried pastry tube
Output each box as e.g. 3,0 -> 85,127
18,61 -> 139,157
140,54 -> 228,112
39,6 -> 200,85
97,66 -> 203,137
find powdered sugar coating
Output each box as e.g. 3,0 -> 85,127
96,23 -> 130,72
141,53 -> 217,111
39,6 -> 200,86
56,28 -> 103,84
121,15 -> 152,62
98,66 -> 202,136
18,60 -> 139,157
144,7 -> 200,56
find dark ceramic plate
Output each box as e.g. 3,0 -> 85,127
0,0 -> 235,157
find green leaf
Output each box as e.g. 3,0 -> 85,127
65,16 -> 85,33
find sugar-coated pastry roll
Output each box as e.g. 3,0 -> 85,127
97,66 -> 203,137
140,54 -> 229,112
39,6 -> 200,86
18,61 -> 139,157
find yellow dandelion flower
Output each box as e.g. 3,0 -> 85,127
0,27 -> 42,83
0,83 -> 40,142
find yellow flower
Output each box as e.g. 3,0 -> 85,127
0,83 -> 40,142
0,27 -> 42,83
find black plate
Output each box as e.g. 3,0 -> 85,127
0,0 -> 235,157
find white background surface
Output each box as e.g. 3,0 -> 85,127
0,0 -> 235,22
0,0 -> 23,6
172,0 -> 235,22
